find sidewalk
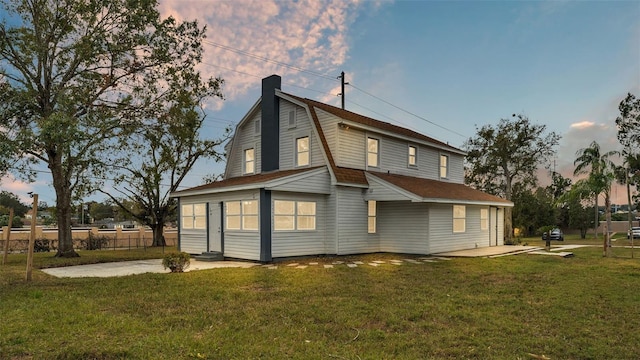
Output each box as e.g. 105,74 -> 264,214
42,259 -> 258,278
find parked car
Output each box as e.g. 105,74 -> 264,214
627,227 -> 640,239
542,228 -> 564,241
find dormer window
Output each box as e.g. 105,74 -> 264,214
244,148 -> 255,174
408,145 -> 417,167
439,154 -> 449,178
296,136 -> 310,167
367,137 -> 379,168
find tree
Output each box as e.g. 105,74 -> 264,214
0,191 -> 29,217
99,83 -> 229,246
464,114 -> 561,244
88,200 -> 115,221
512,184 -> 557,237
616,92 -> 640,152
559,181 -> 595,239
0,0 -> 214,257
574,141 -> 619,257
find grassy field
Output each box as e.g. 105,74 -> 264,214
2,246 -> 640,359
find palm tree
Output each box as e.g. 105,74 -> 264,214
615,151 -> 640,258
574,141 -> 619,257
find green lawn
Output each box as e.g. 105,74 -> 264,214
2,247 -> 640,359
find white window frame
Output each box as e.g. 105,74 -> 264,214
296,136 -> 310,167
480,208 -> 489,231
244,148 -> 255,174
453,205 -> 466,233
181,203 -> 206,230
440,154 -> 449,179
288,110 -> 296,129
225,200 -> 259,231
254,119 -> 261,136
367,137 -> 379,168
274,200 -> 316,231
408,145 -> 417,167
368,200 -> 377,234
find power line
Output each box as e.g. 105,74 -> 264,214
348,83 -> 467,139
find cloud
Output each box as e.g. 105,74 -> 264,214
570,121 -> 595,129
0,174 -> 36,203
157,0 -> 384,109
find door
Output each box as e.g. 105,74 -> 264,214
209,202 -> 222,252
489,207 -> 498,246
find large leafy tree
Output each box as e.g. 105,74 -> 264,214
573,141 -> 619,257
616,92 -> 640,151
464,114 -> 560,244
0,191 -> 29,217
512,184 -> 557,237
99,82 -> 229,246
0,0 -> 213,257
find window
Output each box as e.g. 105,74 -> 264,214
368,200 -> 376,234
244,148 -> 255,174
225,200 -> 259,231
440,154 -> 449,178
296,136 -> 310,167
181,203 -> 206,230
453,205 -> 466,233
288,110 -> 296,129
408,145 -> 417,167
480,208 -> 488,231
367,138 -> 379,167
274,200 -> 316,231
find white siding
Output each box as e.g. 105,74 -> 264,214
270,169 -> 331,194
177,190 -> 261,260
316,109 -> 339,156
428,204 -> 491,254
336,126 -> 366,169
378,202 -> 428,254
271,192 -> 328,258
279,101 -> 324,170
446,153 -> 465,183
227,111 -> 261,178
335,186 -> 379,254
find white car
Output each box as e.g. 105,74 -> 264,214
628,227 -> 640,239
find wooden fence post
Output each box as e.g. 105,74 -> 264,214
26,194 -> 38,281
2,208 -> 13,265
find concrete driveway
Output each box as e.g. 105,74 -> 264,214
42,259 -> 258,278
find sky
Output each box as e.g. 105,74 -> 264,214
2,0 -> 639,206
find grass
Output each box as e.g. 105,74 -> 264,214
2,247 -> 640,359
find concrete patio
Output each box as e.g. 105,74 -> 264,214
434,245 -> 542,257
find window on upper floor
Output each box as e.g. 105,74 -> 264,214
244,148 -> 255,174
440,154 -> 449,179
453,205 -> 465,233
181,203 -> 206,230
408,145 -> 417,167
254,119 -> 260,136
368,200 -> 377,234
296,136 -> 310,167
480,208 -> 489,231
288,110 -> 296,129
367,137 -> 379,168
225,200 -> 259,231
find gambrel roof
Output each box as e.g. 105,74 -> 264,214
172,88 -> 511,207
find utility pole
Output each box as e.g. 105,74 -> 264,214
338,71 -> 349,110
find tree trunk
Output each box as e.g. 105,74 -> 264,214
604,192 -> 611,257
627,172 -> 634,259
504,207 -> 513,244
50,160 -> 79,258
151,222 -> 166,247
594,195 -> 599,239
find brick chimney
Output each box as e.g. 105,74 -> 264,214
261,75 -> 281,172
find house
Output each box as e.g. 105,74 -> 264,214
170,75 -> 512,262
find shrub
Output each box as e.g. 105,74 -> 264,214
162,252 -> 190,273
79,235 -> 110,250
